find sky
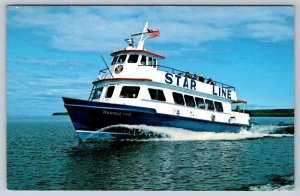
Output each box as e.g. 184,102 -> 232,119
6,6 -> 294,116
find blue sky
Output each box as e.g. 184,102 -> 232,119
6,6 -> 294,116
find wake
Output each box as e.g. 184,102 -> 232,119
97,124 -> 293,141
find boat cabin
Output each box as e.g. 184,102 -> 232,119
89,22 -> 249,126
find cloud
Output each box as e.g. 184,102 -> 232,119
7,57 -> 91,71
6,58 -> 93,105
246,22 -> 294,42
7,6 -> 294,53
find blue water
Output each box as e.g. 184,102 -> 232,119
7,116 -> 294,190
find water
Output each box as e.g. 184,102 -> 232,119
7,116 -> 294,190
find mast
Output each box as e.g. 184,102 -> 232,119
137,22 -> 148,50
128,22 -> 160,49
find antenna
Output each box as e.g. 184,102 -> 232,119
101,55 -> 114,79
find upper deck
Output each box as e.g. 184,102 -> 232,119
94,22 -> 238,102
96,51 -> 237,102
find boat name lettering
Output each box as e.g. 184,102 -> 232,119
102,110 -> 132,116
165,73 -> 196,90
213,86 -> 232,99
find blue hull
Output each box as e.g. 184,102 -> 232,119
63,97 -> 249,141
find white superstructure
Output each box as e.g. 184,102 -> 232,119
89,22 -> 250,126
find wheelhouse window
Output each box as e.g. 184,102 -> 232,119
184,95 -> 195,107
214,101 -> 224,112
128,54 -> 139,63
120,86 -> 140,98
148,57 -> 153,65
92,87 -> 103,99
195,97 -> 205,109
153,59 -> 157,66
105,86 -> 115,98
141,56 -> 146,65
205,99 -> 215,111
172,92 -> 185,105
117,55 -> 127,63
148,88 -> 166,101
111,56 -> 118,65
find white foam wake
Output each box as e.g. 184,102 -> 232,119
99,124 -> 293,141
249,184 -> 294,191
249,175 -> 294,191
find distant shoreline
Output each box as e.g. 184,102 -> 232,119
52,112 -> 68,116
52,109 -> 294,117
244,109 -> 294,117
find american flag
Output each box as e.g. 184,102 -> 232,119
147,28 -> 160,38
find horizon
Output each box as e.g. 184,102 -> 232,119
6,6 -> 294,116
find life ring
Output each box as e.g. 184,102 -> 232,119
114,65 -> 123,74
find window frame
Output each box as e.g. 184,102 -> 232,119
205,99 -> 215,111
148,57 -> 153,66
92,87 -> 104,99
117,55 -> 127,63
105,86 -> 115,98
195,97 -> 205,109
128,54 -> 139,63
184,95 -> 195,107
172,92 -> 185,105
141,55 -> 146,65
214,101 -> 224,112
148,88 -> 166,102
119,86 -> 140,99
153,59 -> 157,66
111,56 -> 118,65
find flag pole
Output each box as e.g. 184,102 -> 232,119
137,22 -> 148,50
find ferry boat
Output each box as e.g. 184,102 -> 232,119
63,22 -> 250,141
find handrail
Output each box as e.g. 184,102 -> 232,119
98,68 -> 109,75
138,64 -> 236,91
97,65 -> 235,91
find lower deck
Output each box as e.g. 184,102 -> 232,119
88,79 -> 250,126
63,97 -> 250,141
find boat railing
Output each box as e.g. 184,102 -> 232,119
139,64 -> 236,91
97,68 -> 110,80
96,65 -> 235,91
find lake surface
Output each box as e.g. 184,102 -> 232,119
7,116 -> 294,190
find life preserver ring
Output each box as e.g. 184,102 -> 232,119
114,65 -> 123,74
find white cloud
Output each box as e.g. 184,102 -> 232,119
7,6 -> 294,52
246,22 -> 294,42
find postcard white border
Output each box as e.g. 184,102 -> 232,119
0,1 -> 298,196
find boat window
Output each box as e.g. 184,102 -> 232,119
128,54 -> 139,63
205,99 -> 215,111
92,87 -> 103,99
153,59 -> 157,66
148,88 -> 166,101
105,86 -> 115,98
141,56 -> 146,65
195,97 -> 205,109
120,86 -> 140,98
214,101 -> 224,112
184,95 -> 195,107
111,56 -> 118,65
172,92 -> 185,105
117,55 -> 127,63
148,57 -> 153,65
